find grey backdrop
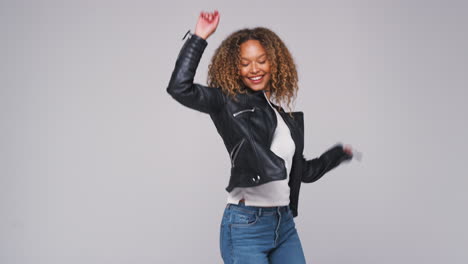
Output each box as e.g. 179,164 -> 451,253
1,0 -> 467,263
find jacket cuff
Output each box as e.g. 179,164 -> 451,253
172,31 -> 206,73
181,30 -> 207,52
321,144 -> 353,168
190,33 -> 208,46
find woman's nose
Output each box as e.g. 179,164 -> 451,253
250,63 -> 259,73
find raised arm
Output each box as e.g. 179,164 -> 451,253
166,10 -> 225,114
301,144 -> 353,183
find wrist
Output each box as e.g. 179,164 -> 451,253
194,32 -> 208,40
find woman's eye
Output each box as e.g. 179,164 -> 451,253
241,61 -> 265,67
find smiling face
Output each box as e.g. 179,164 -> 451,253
238,39 -> 272,92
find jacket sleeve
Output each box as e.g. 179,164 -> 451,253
166,33 -> 225,114
301,144 -> 352,183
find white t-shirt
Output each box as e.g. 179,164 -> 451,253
227,90 -> 296,206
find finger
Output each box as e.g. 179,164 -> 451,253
344,146 -> 352,154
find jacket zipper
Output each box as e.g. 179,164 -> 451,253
233,107 -> 255,117
230,138 -> 245,167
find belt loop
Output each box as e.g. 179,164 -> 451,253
258,208 -> 262,217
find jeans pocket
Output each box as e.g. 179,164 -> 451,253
229,210 -> 259,228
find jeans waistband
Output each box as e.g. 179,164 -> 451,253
226,200 -> 290,216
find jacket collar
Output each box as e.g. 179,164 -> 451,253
243,87 -> 303,118
243,87 -> 265,96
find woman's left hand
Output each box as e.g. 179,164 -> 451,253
343,144 -> 363,161
343,144 -> 353,156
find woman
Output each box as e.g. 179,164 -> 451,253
167,10 -> 354,263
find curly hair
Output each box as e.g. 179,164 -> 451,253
207,27 -> 299,116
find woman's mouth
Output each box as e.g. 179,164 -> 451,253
248,75 -> 264,84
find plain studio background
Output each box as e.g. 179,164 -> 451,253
1,0 -> 467,263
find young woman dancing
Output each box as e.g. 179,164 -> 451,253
167,10 -> 355,264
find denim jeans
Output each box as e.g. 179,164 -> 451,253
220,201 -> 306,263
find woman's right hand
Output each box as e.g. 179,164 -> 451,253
194,10 -> 220,40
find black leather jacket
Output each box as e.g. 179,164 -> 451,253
167,33 -> 352,217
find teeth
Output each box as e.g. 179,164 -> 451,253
249,76 -> 263,81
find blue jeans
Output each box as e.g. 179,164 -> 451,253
220,201 -> 307,263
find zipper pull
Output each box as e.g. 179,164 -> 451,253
182,29 -> 192,40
